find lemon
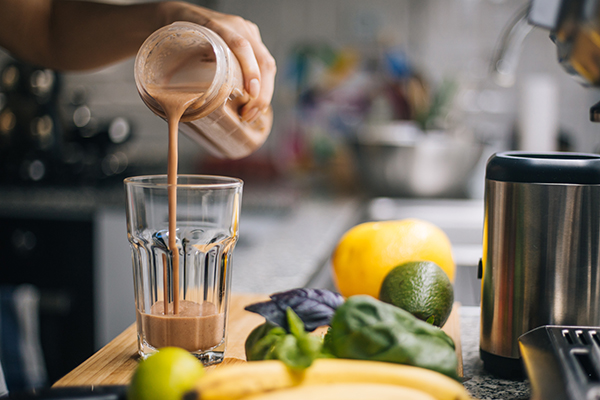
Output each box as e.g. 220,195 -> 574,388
379,261 -> 454,327
331,219 -> 455,298
127,347 -> 204,400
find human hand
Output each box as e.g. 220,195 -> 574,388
159,1 -> 276,122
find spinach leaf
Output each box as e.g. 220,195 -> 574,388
323,295 -> 459,381
244,288 -> 344,332
245,321 -> 286,361
272,309 -> 323,369
244,308 -> 324,370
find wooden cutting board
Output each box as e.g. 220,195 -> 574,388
53,294 -> 462,387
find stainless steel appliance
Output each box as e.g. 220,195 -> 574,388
480,151 -> 600,379
481,0 -> 600,384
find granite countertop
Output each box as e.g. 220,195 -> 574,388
461,307 -> 530,400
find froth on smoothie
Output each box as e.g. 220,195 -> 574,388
140,300 -> 224,351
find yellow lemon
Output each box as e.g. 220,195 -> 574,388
127,347 -> 204,400
331,219 -> 455,298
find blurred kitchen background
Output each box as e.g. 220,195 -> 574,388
2,0 -> 600,389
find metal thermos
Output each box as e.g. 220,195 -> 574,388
480,151 -> 600,379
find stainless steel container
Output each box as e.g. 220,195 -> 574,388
351,124 -> 484,198
480,151 -> 600,379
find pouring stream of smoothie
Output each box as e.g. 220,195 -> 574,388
147,85 -> 200,315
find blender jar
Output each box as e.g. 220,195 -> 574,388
134,22 -> 272,159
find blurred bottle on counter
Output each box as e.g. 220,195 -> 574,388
134,22 -> 272,159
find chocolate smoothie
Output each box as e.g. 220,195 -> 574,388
147,84 -> 199,315
141,79 -> 221,349
140,300 -> 224,351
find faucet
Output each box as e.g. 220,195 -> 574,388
491,0 -> 600,122
490,4 -> 534,88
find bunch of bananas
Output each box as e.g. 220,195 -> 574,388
186,359 -> 471,400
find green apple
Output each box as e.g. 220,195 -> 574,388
128,347 -> 204,400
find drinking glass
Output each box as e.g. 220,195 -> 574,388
124,175 -> 242,365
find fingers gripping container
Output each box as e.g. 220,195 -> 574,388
134,22 -> 273,159
480,151 -> 600,379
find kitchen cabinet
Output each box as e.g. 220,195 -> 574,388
0,187 -> 133,384
1,215 -> 95,383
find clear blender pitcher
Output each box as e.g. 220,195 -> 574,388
134,22 -> 273,159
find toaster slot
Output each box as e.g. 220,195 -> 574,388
564,329 -> 575,344
576,330 -> 589,345
573,350 -> 600,383
520,325 -> 600,400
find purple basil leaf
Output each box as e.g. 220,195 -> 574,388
271,289 -> 345,331
244,288 -> 344,332
244,300 -> 288,329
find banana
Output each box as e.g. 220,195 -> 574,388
189,359 -> 471,400
239,383 -> 437,400
302,358 -> 470,400
188,360 -> 302,400
302,359 -> 469,400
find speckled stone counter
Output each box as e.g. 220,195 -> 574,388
461,307 -> 530,400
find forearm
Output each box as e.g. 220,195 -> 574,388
0,0 -> 275,115
47,1 -> 167,70
0,0 -> 166,71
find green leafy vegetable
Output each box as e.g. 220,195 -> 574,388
245,321 -> 286,361
272,309 -> 323,369
245,308 -> 324,370
323,295 -> 459,381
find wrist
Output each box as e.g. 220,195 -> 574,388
157,1 -> 212,27
154,1 -> 175,27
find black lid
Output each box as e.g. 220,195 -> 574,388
486,151 -> 600,184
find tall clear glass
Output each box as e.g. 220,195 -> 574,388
124,175 -> 242,365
